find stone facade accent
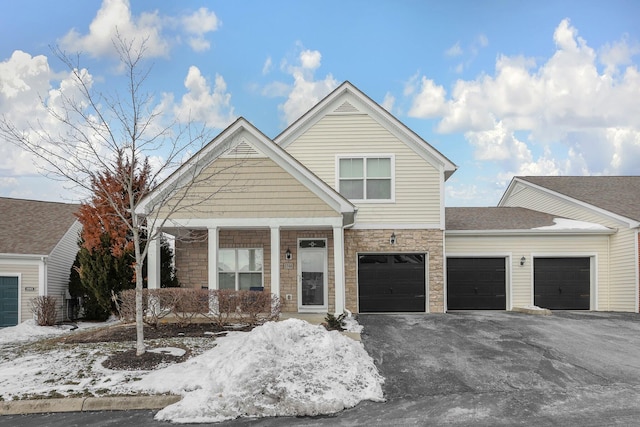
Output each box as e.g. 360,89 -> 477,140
343,228 -> 445,313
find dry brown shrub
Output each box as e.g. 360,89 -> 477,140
31,296 -> 58,326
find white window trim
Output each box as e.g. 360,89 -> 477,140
335,154 -> 395,203
218,248 -> 264,291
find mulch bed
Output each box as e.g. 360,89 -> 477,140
55,322 -> 254,371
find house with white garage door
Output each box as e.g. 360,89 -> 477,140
0,197 -> 81,327
139,81 -> 640,315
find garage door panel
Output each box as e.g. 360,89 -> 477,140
447,257 -> 506,310
358,253 -> 425,313
0,276 -> 19,327
534,258 -> 590,310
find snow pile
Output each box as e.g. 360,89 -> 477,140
342,312 -> 364,333
0,320 -> 73,344
129,318 -> 384,423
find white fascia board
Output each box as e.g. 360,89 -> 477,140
351,223 -> 443,230
502,177 -> 640,229
445,228 -> 616,236
162,217 -> 344,229
275,81 -> 457,178
0,253 -> 48,261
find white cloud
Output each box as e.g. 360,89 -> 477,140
182,7 -> 220,52
445,42 -> 462,57
262,56 -> 273,75
408,76 -> 447,118
59,0 -> 170,58
407,18 -> 640,177
381,92 -> 395,112
279,49 -> 338,125
172,66 -> 236,128
59,0 -> 221,58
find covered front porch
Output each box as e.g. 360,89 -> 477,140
146,218 -> 347,314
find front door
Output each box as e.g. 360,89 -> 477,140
298,239 -> 328,312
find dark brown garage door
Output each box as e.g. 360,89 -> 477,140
358,253 -> 425,312
534,257 -> 590,310
447,257 -> 506,309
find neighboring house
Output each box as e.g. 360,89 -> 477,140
138,81 -> 640,315
0,197 -> 81,326
497,176 -> 640,312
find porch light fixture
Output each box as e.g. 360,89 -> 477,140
520,256 -> 526,266
285,248 -> 292,260
390,232 -> 397,245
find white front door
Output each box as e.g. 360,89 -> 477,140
298,239 -> 328,312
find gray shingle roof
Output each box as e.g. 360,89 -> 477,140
519,176 -> 640,222
0,197 -> 80,255
446,207 -> 562,231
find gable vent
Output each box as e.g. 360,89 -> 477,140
222,141 -> 265,158
334,101 -> 360,114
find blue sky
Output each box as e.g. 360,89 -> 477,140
1,0 -> 639,206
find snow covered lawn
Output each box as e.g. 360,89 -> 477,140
0,318 -> 384,423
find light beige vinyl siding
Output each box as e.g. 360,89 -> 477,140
0,262 -> 39,323
286,114 -> 442,225
159,158 -> 340,220
503,185 -> 636,311
47,221 -> 81,321
446,234 -> 610,310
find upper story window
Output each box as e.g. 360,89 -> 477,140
338,155 -> 394,201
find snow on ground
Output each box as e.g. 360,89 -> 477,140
0,318 -> 120,344
0,319 -> 75,343
124,318 -> 384,424
0,317 -> 383,423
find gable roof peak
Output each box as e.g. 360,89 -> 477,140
275,80 -> 457,179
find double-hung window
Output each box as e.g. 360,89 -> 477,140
338,155 -> 393,201
218,248 -> 263,290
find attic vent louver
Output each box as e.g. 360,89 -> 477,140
222,141 -> 264,158
334,101 -> 359,113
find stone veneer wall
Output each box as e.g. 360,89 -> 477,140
343,228 -> 445,313
173,228 -> 335,313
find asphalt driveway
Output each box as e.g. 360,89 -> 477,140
352,311 -> 640,426
6,311 -> 640,426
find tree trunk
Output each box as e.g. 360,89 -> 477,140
134,232 -> 145,356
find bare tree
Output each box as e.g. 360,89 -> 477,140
0,35 -> 243,355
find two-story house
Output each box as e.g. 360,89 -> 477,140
139,81 -> 456,314
139,82 -> 639,315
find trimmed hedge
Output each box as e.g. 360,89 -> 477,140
117,288 -> 281,327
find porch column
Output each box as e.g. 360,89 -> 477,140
333,226 -> 345,314
207,227 -> 219,290
147,232 -> 161,289
270,226 -> 281,299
